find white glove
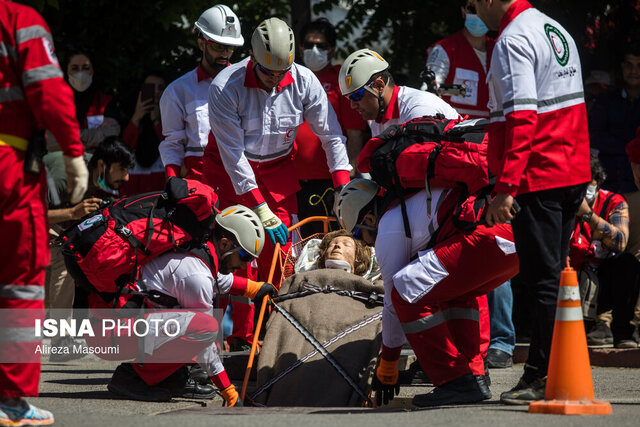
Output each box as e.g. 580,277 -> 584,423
63,155 -> 89,204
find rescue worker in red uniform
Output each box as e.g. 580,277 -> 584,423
428,0 -> 516,370
203,18 -> 351,348
425,0 -> 494,119
95,205 -> 276,407
474,0 -> 591,404
160,4 -> 244,181
0,1 -> 88,425
335,179 -> 519,406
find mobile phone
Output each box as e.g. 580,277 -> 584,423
140,82 -> 155,103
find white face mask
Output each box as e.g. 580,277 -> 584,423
68,71 -> 93,92
324,259 -> 352,274
585,184 -> 598,204
303,46 -> 330,72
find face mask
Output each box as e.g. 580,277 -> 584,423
585,184 -> 597,204
303,46 -> 330,72
68,71 -> 93,92
97,168 -> 119,196
465,14 -> 488,37
324,259 -> 352,273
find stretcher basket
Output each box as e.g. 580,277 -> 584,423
241,215 -> 338,401
271,216 -> 339,288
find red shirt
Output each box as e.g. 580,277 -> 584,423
294,65 -> 366,180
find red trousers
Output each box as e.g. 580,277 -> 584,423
391,224 -> 518,386
215,194 -> 294,344
0,147 -> 48,397
85,311 -> 219,385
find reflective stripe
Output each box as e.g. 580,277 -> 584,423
0,42 -> 17,60
185,146 -> 205,153
503,98 -> 538,109
455,107 -> 490,118
229,295 -> 252,304
245,146 -> 293,161
401,307 -> 479,335
0,86 -> 25,103
555,306 -> 583,321
15,25 -> 52,45
558,285 -> 580,302
496,92 -> 585,117
537,92 -> 584,108
0,284 -> 45,300
22,64 -> 63,86
0,327 -> 38,342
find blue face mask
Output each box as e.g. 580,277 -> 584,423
465,14 -> 488,37
97,169 -> 119,196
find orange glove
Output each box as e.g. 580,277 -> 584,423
243,280 -> 277,305
372,357 -> 400,405
220,384 -> 243,407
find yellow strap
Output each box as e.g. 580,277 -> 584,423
0,133 -> 28,151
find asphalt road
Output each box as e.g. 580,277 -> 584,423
30,356 -> 640,427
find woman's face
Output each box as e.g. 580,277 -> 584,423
67,54 -> 93,76
326,236 -> 356,269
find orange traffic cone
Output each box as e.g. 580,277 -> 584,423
529,258 -> 612,415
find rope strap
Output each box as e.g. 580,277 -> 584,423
268,300 -> 374,406
272,280 -> 383,307
250,310 -> 382,401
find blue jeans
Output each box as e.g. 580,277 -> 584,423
487,280 -> 516,355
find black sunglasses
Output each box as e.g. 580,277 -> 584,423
227,245 -> 254,263
303,41 -> 330,50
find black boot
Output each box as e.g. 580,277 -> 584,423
485,348 -> 513,369
158,366 -> 217,399
107,363 -> 171,402
500,376 -> 546,405
189,364 -> 213,385
412,374 -> 491,407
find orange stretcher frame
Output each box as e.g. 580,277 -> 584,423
240,216 -> 337,402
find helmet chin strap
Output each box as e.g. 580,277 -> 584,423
368,77 -> 389,121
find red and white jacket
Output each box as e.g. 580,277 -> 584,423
486,0 -> 590,196
0,0 -> 82,157
159,65 -> 214,180
427,30 -> 494,119
205,58 -> 351,207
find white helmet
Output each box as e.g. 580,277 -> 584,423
194,4 -> 244,47
216,205 -> 265,258
339,48 -> 389,96
251,17 -> 295,71
335,179 -> 380,232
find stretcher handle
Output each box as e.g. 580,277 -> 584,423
240,241 -> 280,402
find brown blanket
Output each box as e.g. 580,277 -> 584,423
253,269 -> 384,407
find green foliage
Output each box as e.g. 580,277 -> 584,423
16,0 -> 640,116
18,0 -> 289,120
314,0 -> 462,86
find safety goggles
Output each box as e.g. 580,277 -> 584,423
204,39 -> 236,53
348,82 -> 375,102
303,41 -> 330,50
256,62 -> 290,77
225,245 -> 255,263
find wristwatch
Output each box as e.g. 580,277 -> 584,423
581,210 -> 594,223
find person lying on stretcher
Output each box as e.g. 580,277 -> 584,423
294,230 -> 381,281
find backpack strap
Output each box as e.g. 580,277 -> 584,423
596,193 -> 616,219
